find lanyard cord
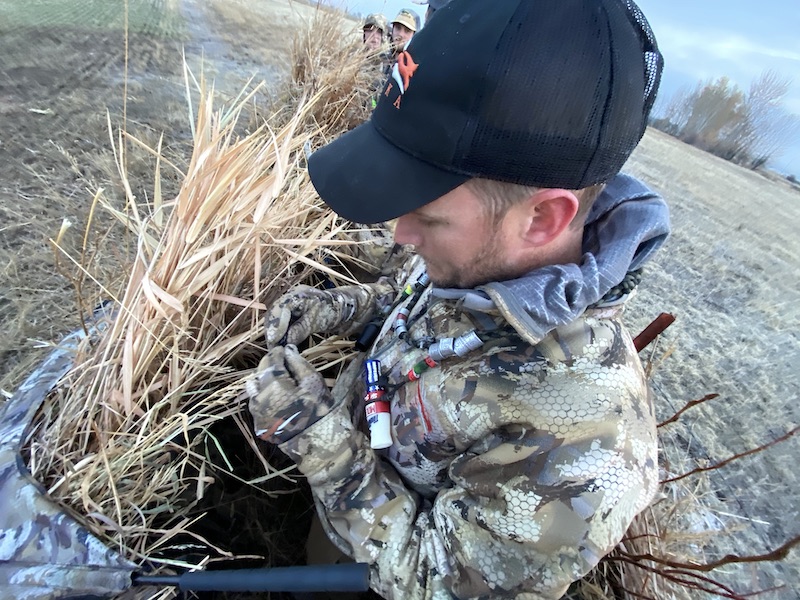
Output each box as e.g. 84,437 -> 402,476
360,274 -> 491,450
367,272 -> 431,357
365,272 -> 486,391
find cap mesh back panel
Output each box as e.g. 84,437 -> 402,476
456,0 -> 659,189
623,0 -> 664,120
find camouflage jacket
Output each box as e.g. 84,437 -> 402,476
280,261 -> 658,599
280,175 -> 668,599
0,316 -> 136,600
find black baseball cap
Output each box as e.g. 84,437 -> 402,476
308,0 -> 662,224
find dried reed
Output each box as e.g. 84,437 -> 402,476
263,5 -> 378,139
23,11 -> 378,576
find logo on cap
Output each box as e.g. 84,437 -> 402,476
385,51 -> 419,109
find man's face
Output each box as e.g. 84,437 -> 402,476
363,26 -> 382,51
391,23 -> 414,51
394,184 -> 525,288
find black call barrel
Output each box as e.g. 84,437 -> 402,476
134,563 -> 370,592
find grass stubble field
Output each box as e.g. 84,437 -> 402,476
0,0 -> 798,597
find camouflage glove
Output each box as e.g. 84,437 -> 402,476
265,281 -> 395,348
245,344 -> 335,443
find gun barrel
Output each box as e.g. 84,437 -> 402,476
133,563 -> 370,593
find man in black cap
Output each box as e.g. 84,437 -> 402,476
247,1 -> 669,597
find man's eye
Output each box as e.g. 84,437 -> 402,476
418,216 -> 441,227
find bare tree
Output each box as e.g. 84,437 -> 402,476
740,70 -> 800,167
650,70 -> 800,169
652,83 -> 694,136
682,77 -> 747,152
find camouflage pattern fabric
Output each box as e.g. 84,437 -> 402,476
246,344 -> 336,443
272,260 -> 658,599
349,223 -> 411,277
265,280 -> 396,348
0,323 -> 136,599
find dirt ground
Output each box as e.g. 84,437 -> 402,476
0,0 -> 357,390
1,0 -> 799,598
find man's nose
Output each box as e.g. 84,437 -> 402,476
393,216 -> 419,246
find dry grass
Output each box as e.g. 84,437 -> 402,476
0,22 -> 193,395
21,12 -> 379,578
623,129 -> 800,597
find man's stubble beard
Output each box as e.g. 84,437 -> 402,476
425,236 -> 525,289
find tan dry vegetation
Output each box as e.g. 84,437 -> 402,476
0,0 -> 361,392
24,76 -> 369,571
5,3 -> 382,598
1,0 -> 799,598
622,128 -> 800,597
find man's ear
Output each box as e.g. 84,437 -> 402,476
517,188 -> 579,247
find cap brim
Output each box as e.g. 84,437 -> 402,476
308,121 -> 469,224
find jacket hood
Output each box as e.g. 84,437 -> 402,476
431,173 -> 670,346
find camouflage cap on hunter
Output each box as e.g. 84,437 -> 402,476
363,13 -> 387,34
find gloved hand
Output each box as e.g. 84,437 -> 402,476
265,281 -> 395,348
245,344 -> 335,443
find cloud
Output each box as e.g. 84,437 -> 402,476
655,23 -> 800,126
657,24 -> 800,80
706,35 -> 800,63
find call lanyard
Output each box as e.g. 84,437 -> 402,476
368,271 -> 486,384
361,272 -> 486,449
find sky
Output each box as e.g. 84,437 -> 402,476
331,0 -> 800,175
